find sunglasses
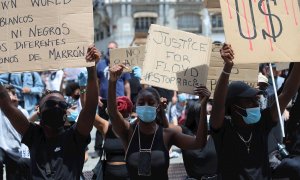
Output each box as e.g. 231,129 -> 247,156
42,100 -> 68,110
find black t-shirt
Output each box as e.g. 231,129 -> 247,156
22,123 -> 90,180
267,121 -> 283,154
212,108 -> 276,180
181,126 -> 218,179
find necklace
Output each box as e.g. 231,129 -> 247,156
138,124 -> 158,152
236,132 -> 253,154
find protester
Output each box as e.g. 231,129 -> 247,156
169,93 -> 187,126
107,64 -> 209,179
93,41 -> 131,158
65,82 -> 82,115
0,72 -> 45,115
257,73 -> 269,110
210,43 -> 300,179
0,46 -> 100,179
267,63 -> 300,180
181,100 -> 218,180
92,96 -> 133,180
278,63 -> 300,155
0,85 -> 31,180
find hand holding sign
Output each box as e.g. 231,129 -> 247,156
85,46 -> 100,64
109,64 -> 127,82
220,44 -> 234,67
220,0 -> 300,63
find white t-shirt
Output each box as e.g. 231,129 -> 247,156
48,70 -> 64,91
0,106 -> 30,158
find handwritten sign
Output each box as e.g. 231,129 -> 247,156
220,0 -> 300,64
207,44 -> 259,96
110,46 -> 145,72
142,24 -> 212,94
0,0 -> 94,73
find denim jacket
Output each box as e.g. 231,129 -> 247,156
0,72 -> 44,115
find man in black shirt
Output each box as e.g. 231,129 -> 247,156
0,46 -> 100,179
210,44 -> 300,179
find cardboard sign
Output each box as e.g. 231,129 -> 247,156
142,24 -> 212,94
204,0 -> 221,8
276,63 -> 290,71
0,0 -> 94,73
207,44 -> 259,95
220,0 -> 300,64
110,46 -> 145,72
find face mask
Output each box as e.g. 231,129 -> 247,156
236,105 -> 261,124
136,106 -> 157,123
41,107 -> 66,129
73,95 -> 80,100
67,111 -> 79,122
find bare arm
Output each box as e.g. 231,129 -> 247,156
107,65 -> 130,144
93,114 -> 109,136
76,47 -> 100,137
271,63 -> 300,122
171,86 -> 210,150
0,85 -> 29,136
210,44 -> 234,130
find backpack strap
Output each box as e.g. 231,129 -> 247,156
8,73 -> 11,84
20,72 -> 36,87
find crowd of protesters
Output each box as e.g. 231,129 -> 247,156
0,41 -> 300,180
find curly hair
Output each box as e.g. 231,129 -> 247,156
136,87 -> 161,105
39,90 -> 64,105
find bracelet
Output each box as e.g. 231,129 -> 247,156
80,89 -> 87,94
222,70 -> 231,75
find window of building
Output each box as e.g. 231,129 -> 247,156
211,14 -> 224,33
178,14 -> 202,33
135,17 -> 156,32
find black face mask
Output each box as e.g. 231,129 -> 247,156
73,95 -> 80,100
41,107 -> 65,129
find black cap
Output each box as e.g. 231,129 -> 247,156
227,81 -> 262,100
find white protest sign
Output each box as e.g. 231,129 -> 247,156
207,44 -> 259,95
0,0 -> 94,73
220,0 -> 300,64
142,24 -> 212,94
110,46 -> 145,72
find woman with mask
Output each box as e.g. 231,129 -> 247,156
91,96 -> 133,180
92,93 -> 169,180
107,64 -> 210,180
210,44 -> 300,179
0,46 -> 100,179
